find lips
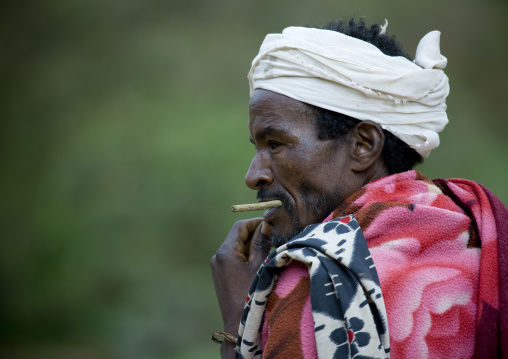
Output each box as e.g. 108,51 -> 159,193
263,202 -> 283,222
258,198 -> 279,203
257,191 -> 288,222
257,189 -> 288,204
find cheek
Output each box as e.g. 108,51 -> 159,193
282,150 -> 312,175
274,147 -> 334,195
273,154 -> 300,179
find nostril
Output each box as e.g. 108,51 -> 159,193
255,179 -> 268,189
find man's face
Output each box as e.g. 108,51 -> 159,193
246,89 -> 356,246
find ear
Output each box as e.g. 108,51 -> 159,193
349,120 -> 385,172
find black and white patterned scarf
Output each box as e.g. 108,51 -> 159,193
236,215 -> 390,359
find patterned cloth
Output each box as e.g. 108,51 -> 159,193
236,171 -> 507,358
236,215 -> 390,359
432,177 -> 508,359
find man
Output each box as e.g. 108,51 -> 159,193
211,18 -> 507,359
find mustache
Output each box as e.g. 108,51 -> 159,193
257,190 -> 291,208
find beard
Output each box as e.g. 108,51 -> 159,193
257,188 -> 343,248
271,226 -> 302,248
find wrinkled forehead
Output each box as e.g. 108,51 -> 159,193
248,89 -> 315,126
248,89 -> 319,143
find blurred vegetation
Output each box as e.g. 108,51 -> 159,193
1,0 -> 507,358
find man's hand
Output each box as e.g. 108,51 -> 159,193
211,218 -> 272,358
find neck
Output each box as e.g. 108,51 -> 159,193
359,162 -> 390,188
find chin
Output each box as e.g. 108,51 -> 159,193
271,226 -> 303,248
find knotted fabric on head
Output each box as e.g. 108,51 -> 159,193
248,27 -> 449,158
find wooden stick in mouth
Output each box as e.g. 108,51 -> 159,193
231,200 -> 283,212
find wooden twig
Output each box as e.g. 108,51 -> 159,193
211,331 -> 238,344
231,200 -> 282,212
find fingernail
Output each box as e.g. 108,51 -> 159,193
260,221 -> 272,236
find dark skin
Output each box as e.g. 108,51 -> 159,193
210,89 -> 389,358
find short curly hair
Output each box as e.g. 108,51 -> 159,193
313,18 -> 423,174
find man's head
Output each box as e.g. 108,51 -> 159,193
246,89 -> 388,246
314,19 -> 424,175
246,18 -> 449,245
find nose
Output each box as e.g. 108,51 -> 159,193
245,152 -> 273,190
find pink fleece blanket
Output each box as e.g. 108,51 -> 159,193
261,171 -> 507,358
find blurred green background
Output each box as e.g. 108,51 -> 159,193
1,0 -> 507,358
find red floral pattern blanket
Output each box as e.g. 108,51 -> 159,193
261,171 -> 507,358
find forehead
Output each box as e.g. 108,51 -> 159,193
248,89 -> 316,137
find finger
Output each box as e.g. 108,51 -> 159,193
221,218 -> 264,261
236,218 -> 264,244
243,221 -> 263,259
233,239 -> 247,262
248,221 -> 273,265
260,221 -> 272,237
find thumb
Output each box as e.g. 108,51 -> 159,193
248,221 -> 273,266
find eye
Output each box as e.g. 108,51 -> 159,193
268,140 -> 282,151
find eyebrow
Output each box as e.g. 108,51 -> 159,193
250,125 -> 293,144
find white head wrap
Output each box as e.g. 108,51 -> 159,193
248,26 -> 449,158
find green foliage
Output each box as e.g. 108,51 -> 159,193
1,0 -> 507,358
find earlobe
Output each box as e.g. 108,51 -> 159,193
350,121 -> 385,172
